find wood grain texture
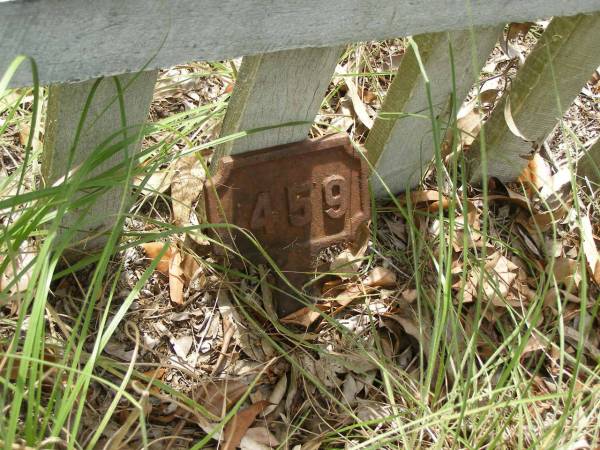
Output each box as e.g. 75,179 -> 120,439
470,13 -> 600,181
579,139 -> 600,184
366,27 -> 501,198
214,47 -> 341,159
3,0 -> 600,87
43,71 -> 157,250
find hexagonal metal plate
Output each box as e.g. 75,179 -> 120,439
204,134 -> 369,315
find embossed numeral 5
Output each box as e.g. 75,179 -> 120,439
287,182 -> 312,227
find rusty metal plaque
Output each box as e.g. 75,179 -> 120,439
204,134 -> 369,316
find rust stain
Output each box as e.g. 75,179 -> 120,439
204,134 -> 370,316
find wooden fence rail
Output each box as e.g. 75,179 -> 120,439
2,1 -> 600,248
3,0 -> 600,87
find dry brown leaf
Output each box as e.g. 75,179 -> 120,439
241,427 -> 280,449
486,191 -> 531,210
518,153 -> 552,194
330,222 -> 370,278
264,374 -> 287,415
345,77 -> 374,129
579,213 -> 600,284
398,190 -> 450,212
133,168 -> 174,195
280,306 -> 325,328
140,242 -> 173,275
169,250 -> 185,305
223,400 -> 270,450
526,206 -> 568,232
0,242 -> 36,294
479,89 -> 500,108
401,289 -> 418,303
330,249 -> 363,278
363,267 -> 396,288
506,22 -> 534,41
550,257 -> 580,289
504,96 -> 532,142
171,154 -> 205,227
193,379 -> 249,418
383,306 -> 429,356
181,253 -> 201,282
456,104 -> 483,148
334,284 -> 371,307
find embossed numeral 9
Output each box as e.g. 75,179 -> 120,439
322,175 -> 348,219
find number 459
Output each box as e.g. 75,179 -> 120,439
250,175 -> 348,234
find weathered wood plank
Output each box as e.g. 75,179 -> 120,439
214,47 -> 341,159
43,71 -> 157,250
366,27 -> 501,198
470,13 -> 600,181
3,0 -> 600,87
579,138 -> 600,184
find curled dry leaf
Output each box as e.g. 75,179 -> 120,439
133,167 -> 174,195
401,289 -> 418,303
241,427 -> 280,449
331,249 -> 363,278
171,154 -> 206,227
264,373 -> 287,415
334,283 -> 372,307
281,305 -> 327,329
454,101 -> 484,149
330,222 -> 370,278
193,379 -> 250,419
344,77 -> 374,129
169,249 -> 185,305
503,96 -> 532,142
140,242 -> 200,304
401,190 -> 450,211
518,153 -> 552,194
170,334 -> 193,359
550,257 -> 580,290
0,241 -> 36,294
140,242 -> 173,275
223,400 -> 270,450
506,22 -> 534,41
363,267 -> 396,288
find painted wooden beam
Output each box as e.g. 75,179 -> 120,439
214,47 -> 341,160
579,138 -> 600,185
470,13 -> 600,182
2,0 -> 600,87
366,26 -> 501,198
43,71 -> 157,251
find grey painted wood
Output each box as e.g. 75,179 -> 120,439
470,13 -> 600,181
3,0 -> 600,87
214,47 -> 341,159
579,139 -> 600,184
43,71 -> 157,250
366,27 -> 501,198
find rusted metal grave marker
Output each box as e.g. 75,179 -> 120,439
204,134 -> 370,316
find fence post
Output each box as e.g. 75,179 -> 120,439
470,13 -> 600,182
213,47 -> 342,160
365,26 -> 501,198
43,71 -> 158,252
579,139 -> 600,184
